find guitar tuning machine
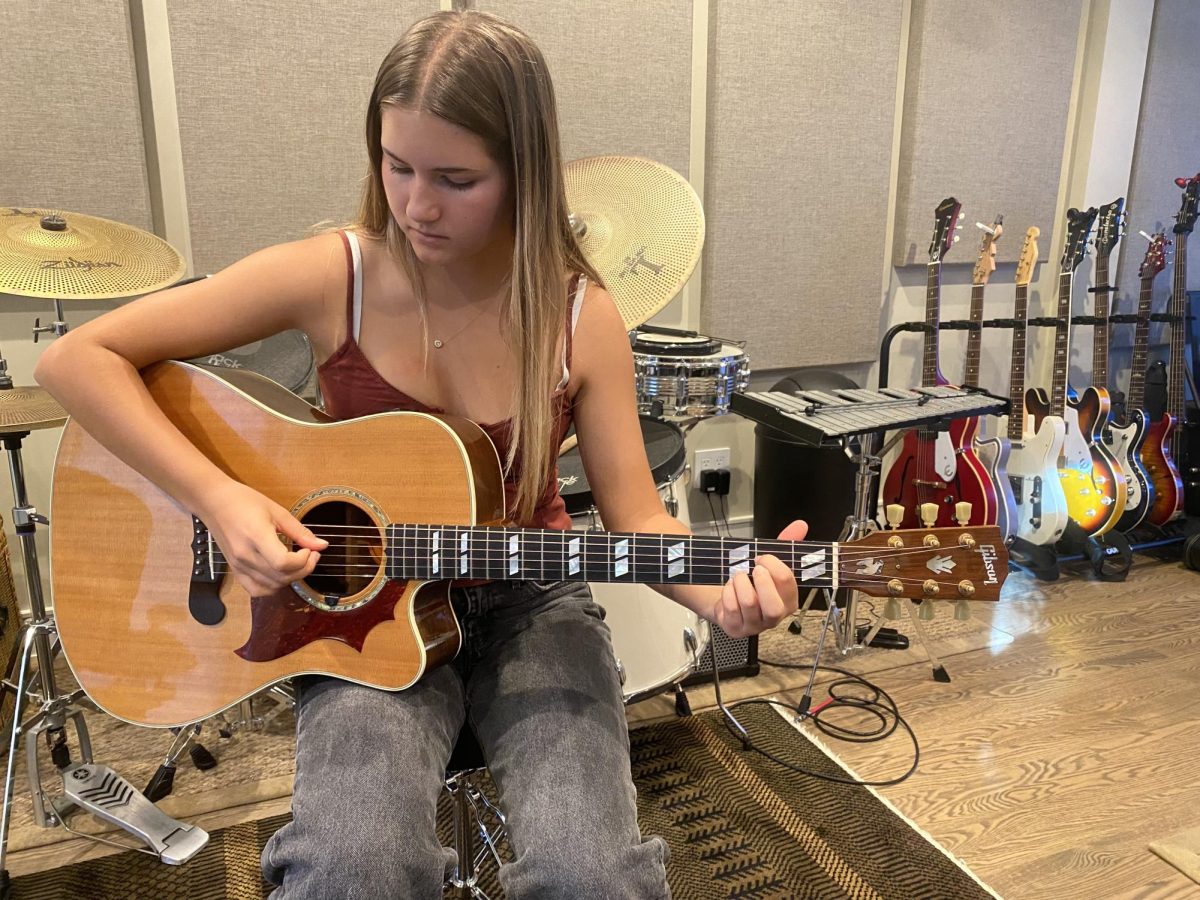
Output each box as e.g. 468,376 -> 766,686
1139,230 -> 1154,242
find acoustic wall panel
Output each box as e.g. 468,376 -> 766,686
478,1 -> 692,177
1,2 -> 152,232
1116,0 -> 1200,329
166,1 -> 437,275
703,3 -> 902,369
892,0 -> 1084,267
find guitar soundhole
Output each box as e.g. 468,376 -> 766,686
298,501 -> 383,601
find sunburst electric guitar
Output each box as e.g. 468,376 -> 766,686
979,228 -> 1069,546
1143,175 -> 1198,525
881,197 -> 997,529
50,361 -> 1010,728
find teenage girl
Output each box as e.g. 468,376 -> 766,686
36,11 -> 806,898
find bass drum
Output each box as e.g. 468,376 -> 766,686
558,417 -> 710,704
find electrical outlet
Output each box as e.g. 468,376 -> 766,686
694,447 -> 731,473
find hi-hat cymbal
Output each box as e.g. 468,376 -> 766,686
0,386 -> 67,434
0,208 -> 187,300
564,156 -> 704,330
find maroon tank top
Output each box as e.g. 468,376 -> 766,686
316,231 -> 581,530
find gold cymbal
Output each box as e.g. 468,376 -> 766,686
564,156 -> 705,330
0,208 -> 187,300
0,386 -> 67,434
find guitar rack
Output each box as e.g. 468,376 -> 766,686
877,317 -> 1195,581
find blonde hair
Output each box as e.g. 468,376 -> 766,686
355,11 -> 602,525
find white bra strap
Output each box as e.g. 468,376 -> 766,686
559,275 -> 588,389
345,231 -> 364,342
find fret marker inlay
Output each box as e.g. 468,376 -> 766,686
614,538 -> 629,579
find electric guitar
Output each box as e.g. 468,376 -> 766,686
979,227 -> 1069,545
1107,228 -> 1165,531
881,198 -> 997,528
1028,205 -> 1127,535
50,361 -> 1010,728
1084,198 -> 1153,531
1144,175 -> 1198,525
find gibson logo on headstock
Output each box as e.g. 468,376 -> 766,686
980,544 -> 999,584
40,258 -> 122,271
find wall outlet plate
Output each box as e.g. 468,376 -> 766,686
694,447 -> 731,473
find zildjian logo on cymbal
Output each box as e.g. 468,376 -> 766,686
40,258 -> 122,271
621,248 -> 664,277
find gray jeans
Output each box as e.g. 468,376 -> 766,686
262,579 -> 671,899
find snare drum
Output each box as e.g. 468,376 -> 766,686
558,417 -> 711,703
186,329 -> 316,399
630,331 -> 749,419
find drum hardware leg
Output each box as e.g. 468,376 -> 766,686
903,601 -> 951,683
0,432 -> 209,873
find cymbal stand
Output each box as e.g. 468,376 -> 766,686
0,423 -> 207,889
32,300 -> 69,343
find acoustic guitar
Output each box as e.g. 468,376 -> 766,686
50,361 -> 1009,728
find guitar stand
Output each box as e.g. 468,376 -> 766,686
0,431 -> 208,893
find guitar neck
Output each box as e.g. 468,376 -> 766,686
1128,276 -> 1154,413
383,525 -> 836,587
1050,268 -> 1074,417
964,282 -> 985,388
1008,284 -> 1030,440
1168,232 -> 1188,422
923,260 -> 944,387
1092,255 -> 1112,390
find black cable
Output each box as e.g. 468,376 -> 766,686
718,495 -> 734,538
705,493 -> 732,538
713,658 -> 920,787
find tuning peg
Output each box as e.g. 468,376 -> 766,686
976,222 -> 996,235
919,502 -> 939,527
953,234 -> 961,243
955,501 -> 972,526
954,597 -> 972,621
885,504 -> 905,529
918,598 -> 937,620
1140,230 -> 1154,241
884,597 -> 902,620
1176,177 -> 1189,188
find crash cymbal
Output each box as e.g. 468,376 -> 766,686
0,386 -> 67,433
564,156 -> 704,330
0,208 -> 187,300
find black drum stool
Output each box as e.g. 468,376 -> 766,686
444,725 -> 507,899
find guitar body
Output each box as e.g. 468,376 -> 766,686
880,416 -> 995,528
973,431 -> 1014,542
1143,413 -> 1184,525
50,362 -> 507,727
1106,411 -> 1154,531
986,414 -> 1069,546
1027,387 -> 1125,534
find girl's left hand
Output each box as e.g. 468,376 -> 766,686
711,520 -> 808,638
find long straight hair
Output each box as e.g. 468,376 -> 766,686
355,11 -> 601,524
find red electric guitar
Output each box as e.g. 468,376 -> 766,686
881,198 -> 998,528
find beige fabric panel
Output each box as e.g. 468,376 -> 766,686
1116,0 -> 1200,319
478,1 -> 692,177
167,1 -> 438,275
893,0 -> 1083,267
703,3 -> 902,370
1,1 -> 151,231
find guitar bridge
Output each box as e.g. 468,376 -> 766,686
189,517 -> 226,626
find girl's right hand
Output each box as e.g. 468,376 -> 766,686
198,481 -> 329,598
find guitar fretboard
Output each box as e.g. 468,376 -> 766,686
1008,284 -> 1030,441
1050,269 -> 1074,418
1092,254 -> 1112,390
384,525 -> 837,587
1168,230 -> 1188,458
923,260 -> 944,388
964,282 -> 985,389
1128,274 -> 1155,415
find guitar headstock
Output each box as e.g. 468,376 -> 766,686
1174,174 -> 1200,235
929,197 -> 963,264
1061,206 -> 1098,273
1015,226 -> 1041,286
837,526 -> 1007,602
1139,231 -> 1169,280
972,216 -> 1003,286
1094,197 -> 1126,260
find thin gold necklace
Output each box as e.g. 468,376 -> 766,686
429,304 -> 492,349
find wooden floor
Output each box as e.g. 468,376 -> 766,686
7,556 -> 1199,898
696,556 -> 1200,900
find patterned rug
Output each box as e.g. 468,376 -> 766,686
11,704 -> 996,899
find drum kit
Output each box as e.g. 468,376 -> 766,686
0,154 -> 744,875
